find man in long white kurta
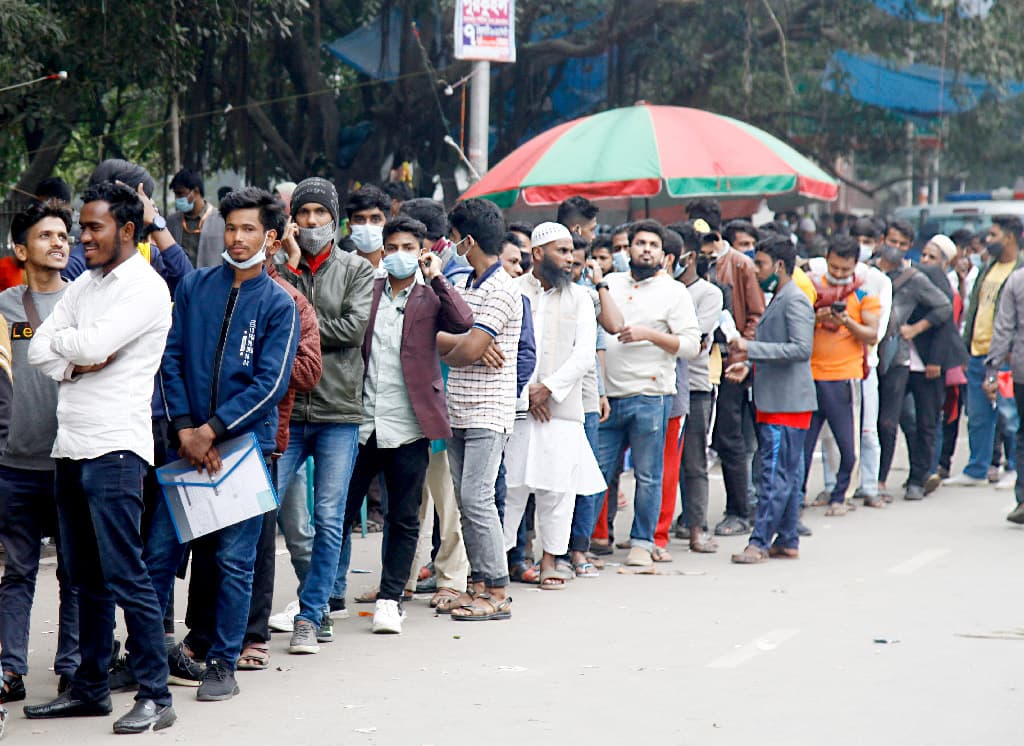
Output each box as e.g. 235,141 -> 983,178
503,223 -> 606,589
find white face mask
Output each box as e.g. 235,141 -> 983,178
859,243 -> 874,263
350,223 -> 384,254
825,271 -> 853,286
222,234 -> 268,270
450,237 -> 471,268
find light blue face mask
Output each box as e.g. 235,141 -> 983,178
969,253 -> 983,269
222,234 -> 268,270
175,196 -> 194,213
383,250 -> 420,279
612,249 -> 630,273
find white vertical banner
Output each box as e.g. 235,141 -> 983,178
454,0 -> 516,63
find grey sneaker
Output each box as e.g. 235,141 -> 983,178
905,484 -> 925,501
288,619 -> 320,655
1007,502 -> 1024,525
316,612 -> 334,643
196,660 -> 239,702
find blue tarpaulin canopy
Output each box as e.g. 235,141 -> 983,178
872,0 -> 993,22
323,9 -> 402,79
824,49 -> 1024,116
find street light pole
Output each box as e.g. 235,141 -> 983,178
468,61 -> 490,178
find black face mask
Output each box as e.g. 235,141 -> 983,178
987,241 -> 1005,258
695,256 -> 715,277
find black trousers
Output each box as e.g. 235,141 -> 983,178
712,379 -> 753,519
343,435 -> 430,602
878,366 -> 910,484
939,384 -> 965,472
905,372 -> 944,487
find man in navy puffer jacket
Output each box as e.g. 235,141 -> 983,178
144,188 -> 299,703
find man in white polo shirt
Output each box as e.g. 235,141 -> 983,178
599,219 -> 701,566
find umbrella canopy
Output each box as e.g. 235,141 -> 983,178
462,104 -> 838,207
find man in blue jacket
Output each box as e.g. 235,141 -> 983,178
144,187 -> 299,702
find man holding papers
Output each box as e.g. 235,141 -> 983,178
146,187 -> 299,702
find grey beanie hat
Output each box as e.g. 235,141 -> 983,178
291,177 -> 339,223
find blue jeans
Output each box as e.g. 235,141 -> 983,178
569,411 -> 604,553
750,424 -> 807,551
145,493 -> 264,669
56,452 -> 171,707
965,355 -> 1002,479
597,395 -> 671,551
0,467 -> 79,677
277,422 -> 359,627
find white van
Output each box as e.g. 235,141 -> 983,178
893,198 -> 1024,250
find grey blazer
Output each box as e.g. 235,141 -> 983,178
746,280 -> 818,414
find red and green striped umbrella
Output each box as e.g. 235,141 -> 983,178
462,103 -> 838,207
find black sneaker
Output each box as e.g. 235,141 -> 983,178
329,597 -> 349,619
317,611 -> 334,643
196,660 -> 239,702
0,672 -> 25,704
167,642 -> 204,687
108,653 -> 138,693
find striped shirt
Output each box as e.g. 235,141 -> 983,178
447,263 -> 522,433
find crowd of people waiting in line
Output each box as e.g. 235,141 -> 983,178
0,159 -> 1021,736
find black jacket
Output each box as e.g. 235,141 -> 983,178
878,266 -> 953,374
910,264 -> 969,372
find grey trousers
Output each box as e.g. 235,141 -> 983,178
681,391 -> 713,531
446,428 -> 509,587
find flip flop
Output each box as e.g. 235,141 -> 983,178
540,568 -> 567,590
573,561 -> 600,578
651,546 -> 674,563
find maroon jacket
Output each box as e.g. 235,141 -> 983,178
361,274 -> 473,441
271,265 -> 322,454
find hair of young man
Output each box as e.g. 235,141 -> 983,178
669,221 -> 701,253
627,219 -> 667,244
849,217 -> 880,240
685,199 -> 722,231
448,198 -> 505,256
723,219 -> 759,246
556,195 -> 599,226
992,215 -> 1024,243
218,186 -> 285,233
950,227 -> 974,249
218,186 -> 234,202
266,198 -> 289,240
382,181 -> 414,203
345,185 -> 392,218
81,181 -> 145,239
503,231 -> 524,249
662,228 -> 685,261
571,233 -> 591,255
885,218 -> 915,243
827,234 -> 861,261
591,234 -> 612,252
35,177 -> 72,204
611,222 -> 632,237
507,220 -> 535,236
169,168 -> 205,197
383,215 -> 427,242
88,158 -> 156,198
12,199 -> 73,246
400,198 -> 448,240
757,234 -> 797,275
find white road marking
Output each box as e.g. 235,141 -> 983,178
888,548 -> 950,575
706,628 -> 800,669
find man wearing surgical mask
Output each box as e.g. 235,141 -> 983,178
849,217 -> 880,264
345,185 -> 391,277
340,216 -> 473,634
167,168 -> 225,268
947,215 -> 1024,486
151,187 -> 299,702
278,177 -> 375,654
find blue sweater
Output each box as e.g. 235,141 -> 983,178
160,265 -> 299,453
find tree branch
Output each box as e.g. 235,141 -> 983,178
244,99 -> 303,177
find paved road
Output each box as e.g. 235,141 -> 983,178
4,441 -> 1022,745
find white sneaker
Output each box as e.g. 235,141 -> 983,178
943,473 -> 987,487
371,599 -> 405,634
268,600 -> 300,633
995,472 -> 1017,490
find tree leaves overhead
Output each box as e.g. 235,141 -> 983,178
3,0 -> 1024,210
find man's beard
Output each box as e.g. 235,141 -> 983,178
87,233 -> 123,269
630,260 -> 659,282
539,254 -> 572,290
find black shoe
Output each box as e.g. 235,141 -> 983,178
415,574 -> 438,594
57,674 -> 72,695
1,672 -> 25,704
112,698 -> 176,733
108,652 -> 138,692
329,597 -> 347,613
167,642 -> 204,687
796,521 -> 813,537
589,542 -> 613,556
196,660 -> 239,702
24,691 -> 113,719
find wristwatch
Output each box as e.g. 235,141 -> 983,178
148,214 -> 167,233
594,281 -> 609,291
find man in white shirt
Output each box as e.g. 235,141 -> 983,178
503,223 -> 606,589
599,220 -> 701,567
25,182 -> 175,734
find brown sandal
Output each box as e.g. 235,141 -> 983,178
435,588 -> 475,614
863,494 -> 886,509
824,503 -> 848,516
450,593 -> 512,621
731,545 -> 769,564
429,587 -> 461,609
236,643 -> 270,670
